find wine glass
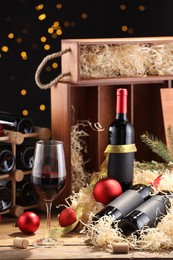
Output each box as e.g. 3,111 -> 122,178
31,140 -> 66,247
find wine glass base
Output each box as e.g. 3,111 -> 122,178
32,237 -> 64,248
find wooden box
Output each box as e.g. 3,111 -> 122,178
51,77 -> 173,199
61,37 -> 173,84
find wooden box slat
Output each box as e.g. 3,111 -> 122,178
61,36 -> 173,84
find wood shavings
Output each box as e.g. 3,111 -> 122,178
80,43 -> 173,79
82,200 -> 173,252
134,161 -> 173,190
63,187 -> 103,224
71,119 -> 104,192
81,215 -> 127,251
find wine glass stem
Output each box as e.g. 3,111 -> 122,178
45,201 -> 52,230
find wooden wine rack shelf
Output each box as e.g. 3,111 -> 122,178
0,126 -> 51,217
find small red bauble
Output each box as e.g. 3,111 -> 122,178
58,208 -> 77,227
93,177 -> 123,205
16,211 -> 40,234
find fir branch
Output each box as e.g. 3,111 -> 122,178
140,131 -> 173,163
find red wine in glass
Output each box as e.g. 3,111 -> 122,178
32,174 -> 66,201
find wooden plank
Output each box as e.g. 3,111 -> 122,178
160,88 -> 173,147
0,215 -> 173,259
61,36 -> 173,84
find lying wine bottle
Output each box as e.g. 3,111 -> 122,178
0,148 -> 15,174
92,184 -> 152,222
0,186 -> 12,212
16,181 -> 38,206
16,145 -> 35,170
118,194 -> 171,236
107,88 -> 137,191
0,111 -> 33,134
6,180 -> 38,206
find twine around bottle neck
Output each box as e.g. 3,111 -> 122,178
35,48 -> 71,90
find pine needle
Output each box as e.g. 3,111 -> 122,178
140,131 -> 173,163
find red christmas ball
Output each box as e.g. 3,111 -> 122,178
93,177 -> 122,205
16,211 -> 40,234
58,208 -> 77,227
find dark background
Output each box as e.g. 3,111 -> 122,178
0,0 -> 172,129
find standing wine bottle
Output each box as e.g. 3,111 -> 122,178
107,88 -> 136,191
0,111 -> 33,134
118,194 -> 171,236
0,185 -> 12,212
0,148 -> 15,174
92,184 -> 152,222
16,145 -> 35,170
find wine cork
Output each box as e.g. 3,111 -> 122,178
13,169 -> 24,182
112,242 -> 129,254
13,237 -> 29,249
10,205 -> 24,217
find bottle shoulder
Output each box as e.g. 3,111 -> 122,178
109,120 -> 134,132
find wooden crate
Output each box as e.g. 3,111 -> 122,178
51,77 -> 173,198
61,36 -> 173,84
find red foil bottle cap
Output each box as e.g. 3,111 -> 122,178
116,88 -> 128,113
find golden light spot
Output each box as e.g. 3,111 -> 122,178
64,21 -> 70,27
51,33 -> 57,39
16,37 -> 22,43
70,21 -> 76,28
120,4 -> 126,10
38,14 -> 46,21
41,36 -> 47,42
21,51 -> 27,60
81,13 -> 88,19
40,104 -> 46,111
48,27 -> 54,34
53,21 -> 59,28
56,29 -> 62,35
8,33 -> 14,39
21,89 -> 27,95
1,46 -> 8,52
121,25 -> 128,32
138,5 -> 145,11
52,62 -> 58,69
46,66 -> 51,72
22,110 -> 29,116
35,4 -> 44,10
56,4 -> 62,9
44,44 -> 50,50
22,28 -> 28,34
128,28 -> 134,34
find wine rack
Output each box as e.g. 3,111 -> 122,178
0,126 -> 51,217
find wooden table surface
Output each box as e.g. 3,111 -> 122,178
1,212 -> 173,260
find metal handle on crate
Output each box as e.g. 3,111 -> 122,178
35,48 -> 71,90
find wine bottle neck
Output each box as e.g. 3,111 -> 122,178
115,113 -> 128,121
116,89 -> 128,114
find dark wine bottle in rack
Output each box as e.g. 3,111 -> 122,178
16,145 -> 35,170
0,111 -> 34,134
0,147 -> 15,174
107,88 -> 136,191
0,185 -> 12,212
6,179 -> 38,206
